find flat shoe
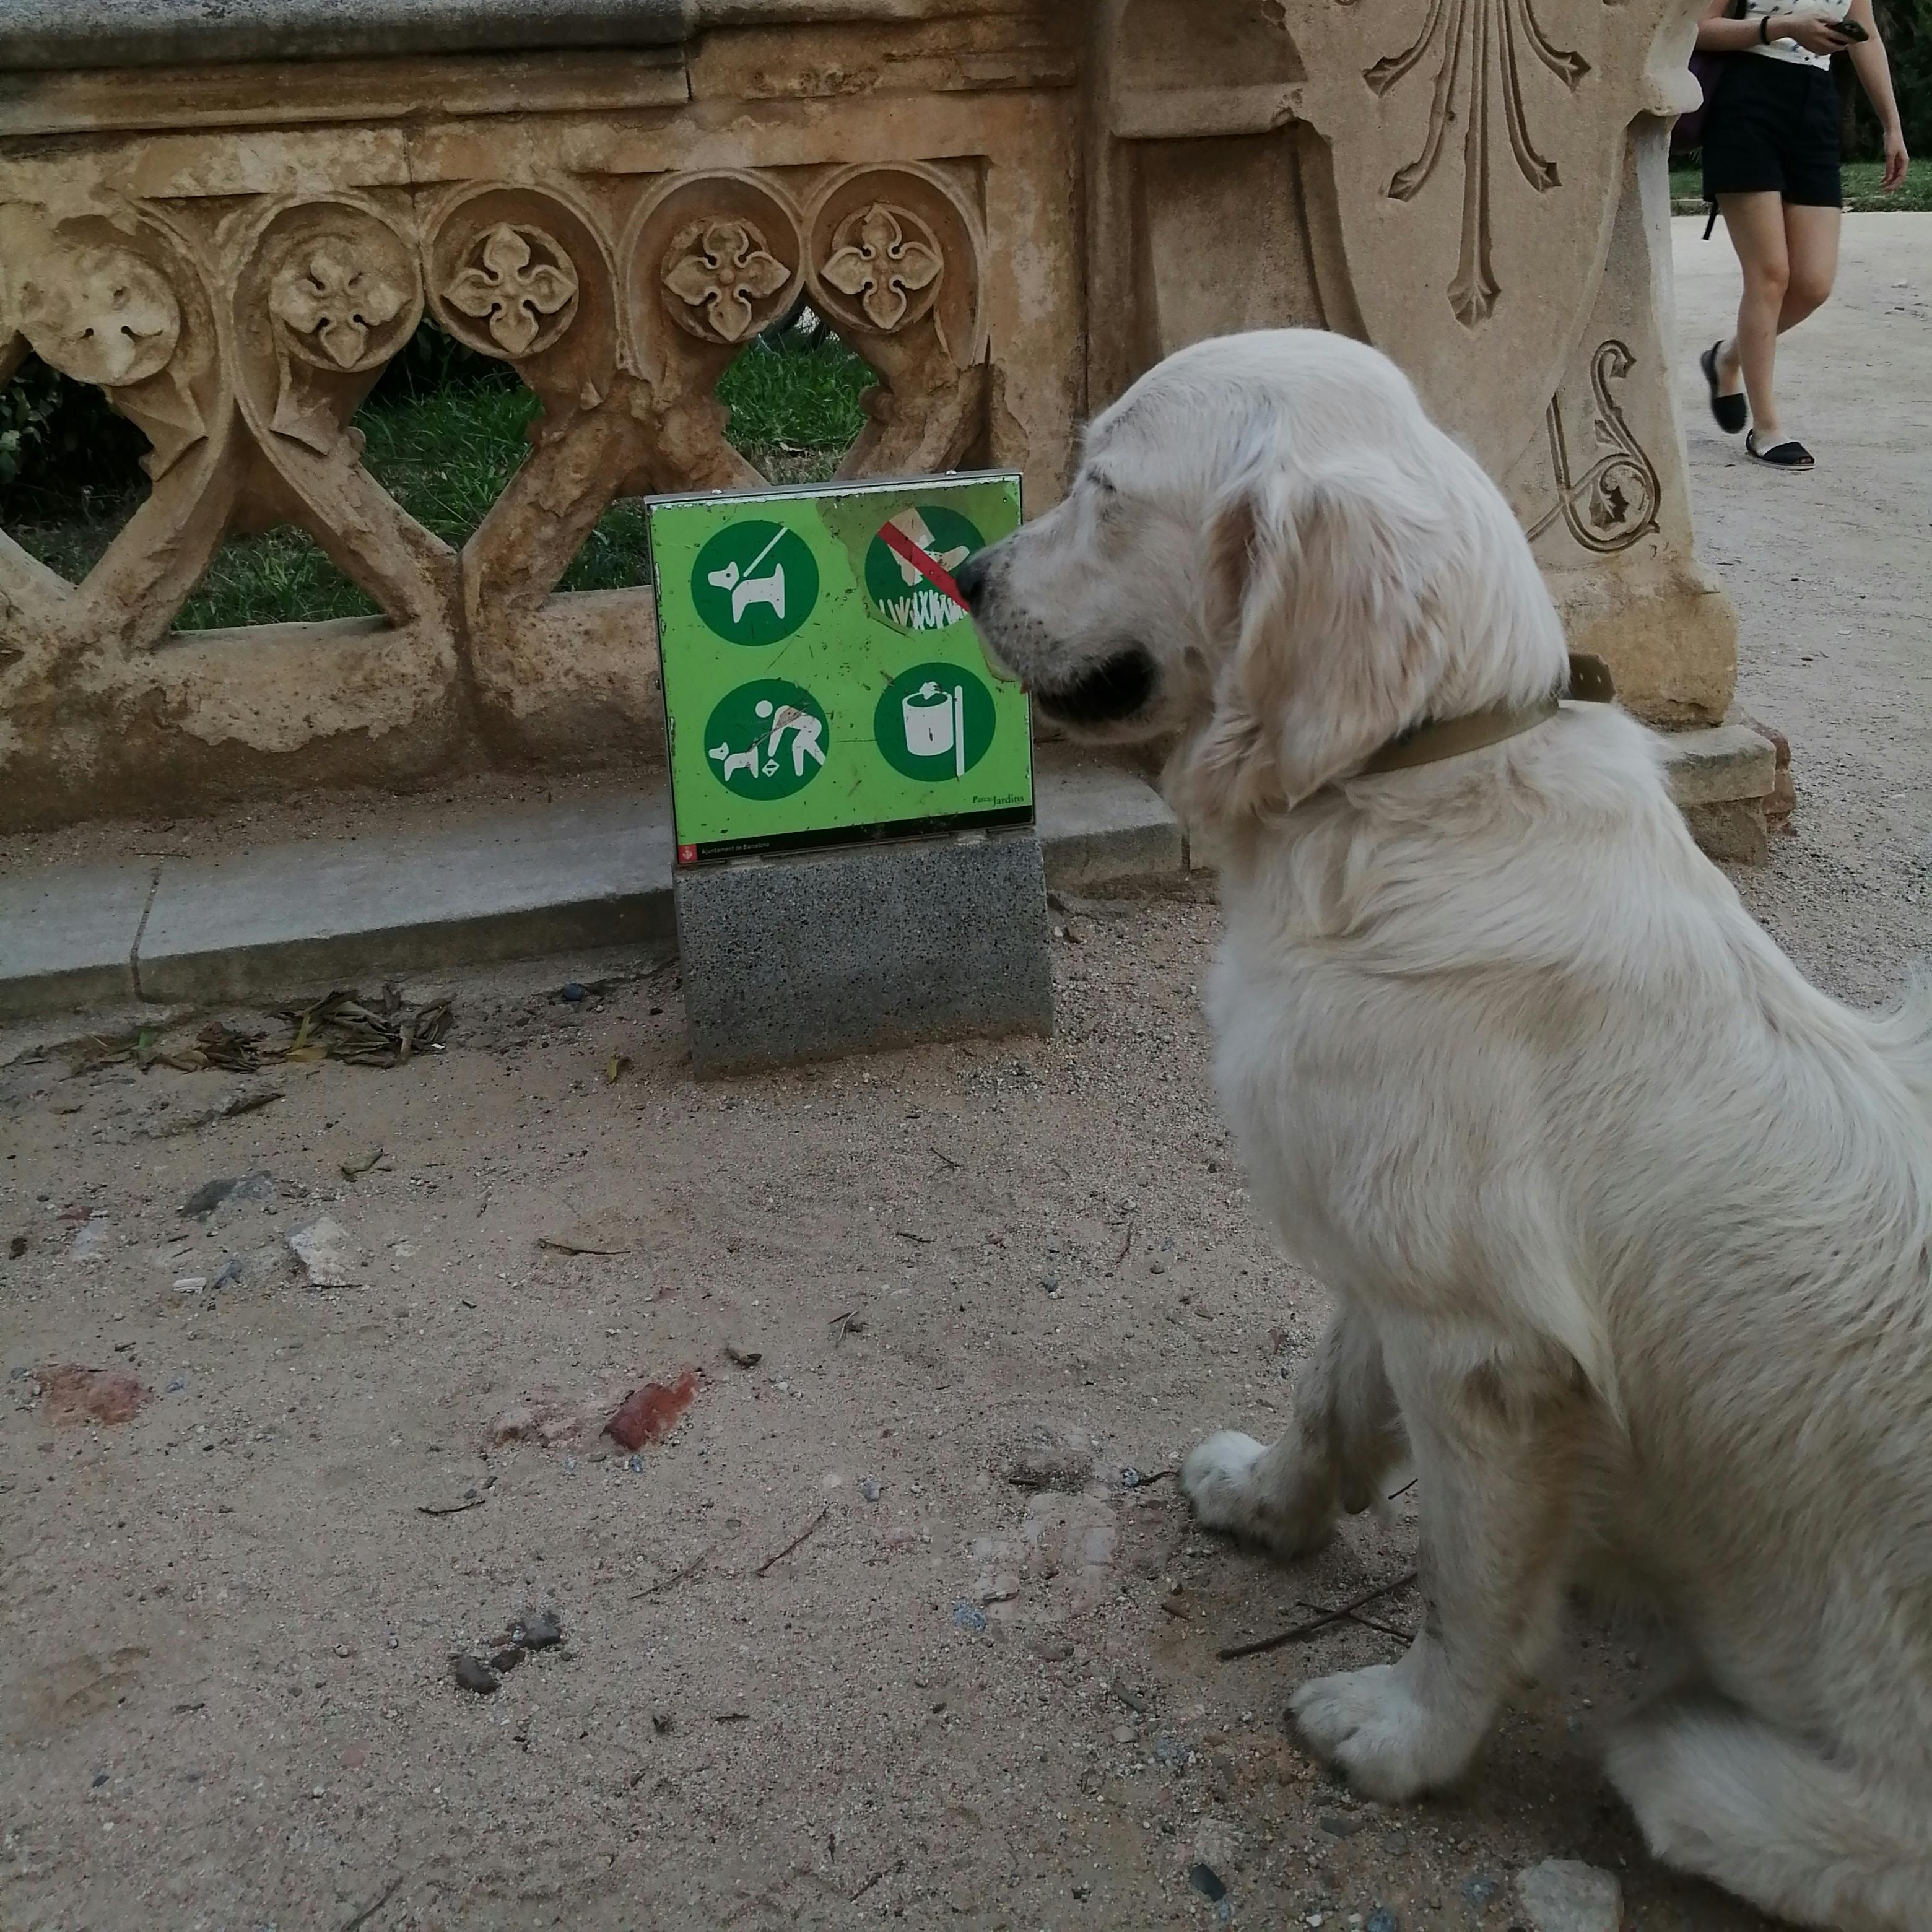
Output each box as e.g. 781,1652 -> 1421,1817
1702,340 -> 1747,435
1746,430 -> 1814,468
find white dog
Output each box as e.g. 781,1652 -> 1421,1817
954,329 -> 1932,1931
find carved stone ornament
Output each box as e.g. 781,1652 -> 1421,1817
661,218 -> 790,344
1525,340 -> 1661,556
15,245 -> 180,388
443,222 -> 579,357
269,230 -> 415,371
819,204 -> 942,333
1367,0 -> 1589,326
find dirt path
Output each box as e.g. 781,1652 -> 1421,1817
1673,211 -> 1932,998
2,221 -> 1926,1932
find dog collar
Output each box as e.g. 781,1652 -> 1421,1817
1351,653 -> 1614,778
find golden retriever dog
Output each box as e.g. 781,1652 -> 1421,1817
954,329 -> 1932,1931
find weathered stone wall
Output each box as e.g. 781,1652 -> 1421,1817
0,0 -> 1731,832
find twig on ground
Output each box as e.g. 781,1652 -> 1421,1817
1116,1221 -> 1136,1264
416,1493 -> 486,1517
339,1874 -> 405,1932
1216,1570 -> 1420,1661
631,1549 -> 711,1601
850,1868 -> 890,1902
1296,1599 -> 1412,1642
755,1504 -> 830,1576
1385,1477 -> 1418,1500
928,1146 -> 963,1172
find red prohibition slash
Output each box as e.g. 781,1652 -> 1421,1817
876,520 -> 971,611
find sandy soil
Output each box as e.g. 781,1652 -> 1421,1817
2,218 -> 1927,1932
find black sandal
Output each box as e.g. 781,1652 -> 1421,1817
1702,340 -> 1747,435
1746,430 -> 1814,469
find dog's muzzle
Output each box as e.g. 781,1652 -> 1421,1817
1030,647 -> 1158,729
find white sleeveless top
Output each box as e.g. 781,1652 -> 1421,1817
1740,0 -> 1853,69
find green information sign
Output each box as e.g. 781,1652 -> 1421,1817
648,472 -> 1030,864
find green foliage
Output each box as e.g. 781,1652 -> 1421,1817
1845,1 -> 1932,158
0,321 -> 877,626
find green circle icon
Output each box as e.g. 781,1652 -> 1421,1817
874,662 -> 996,783
704,680 -> 830,800
864,505 -> 985,635
690,520 -> 819,646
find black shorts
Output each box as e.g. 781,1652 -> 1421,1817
1702,54 -> 1843,206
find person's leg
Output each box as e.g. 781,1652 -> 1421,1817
1717,193 -> 1791,440
1778,202 -> 1842,331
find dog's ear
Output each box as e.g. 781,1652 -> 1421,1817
1176,453 -> 1452,825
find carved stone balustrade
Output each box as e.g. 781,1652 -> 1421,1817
0,0 -> 1730,832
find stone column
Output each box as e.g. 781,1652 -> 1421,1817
1084,0 -> 1737,727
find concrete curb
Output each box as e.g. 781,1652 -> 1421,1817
0,756 -> 1184,1023
0,724 -> 1780,1025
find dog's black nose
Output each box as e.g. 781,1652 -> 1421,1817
952,548 -> 991,611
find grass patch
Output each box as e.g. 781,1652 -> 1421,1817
1,332 -> 877,627
1671,157 -> 1932,213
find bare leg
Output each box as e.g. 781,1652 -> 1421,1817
1717,198 -> 1842,444
1181,1300 -> 1404,1557
1291,1341 -> 1590,1801
1717,193 -> 1791,440
1777,201 -> 1842,333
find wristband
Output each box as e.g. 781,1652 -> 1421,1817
1760,12 -> 1774,40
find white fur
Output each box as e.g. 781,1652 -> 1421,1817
967,329 -> 1932,1929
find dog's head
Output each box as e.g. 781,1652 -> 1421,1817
958,329 -> 1567,829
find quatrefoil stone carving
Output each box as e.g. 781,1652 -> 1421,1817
820,204 -> 942,333
443,223 -> 579,357
661,217 -> 790,344
16,245 -> 181,389
270,233 -> 412,370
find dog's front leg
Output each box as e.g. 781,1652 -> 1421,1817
1290,1341 -> 1586,1803
1181,1300 -> 1404,1557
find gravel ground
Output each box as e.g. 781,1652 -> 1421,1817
1,220 -> 1926,1932
1673,212 -> 1932,998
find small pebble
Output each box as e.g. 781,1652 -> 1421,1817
1367,1911 -> 1399,1932
951,1601 -> 987,1634
1188,1863 -> 1227,1904
561,982 -> 585,1003
490,1647 -> 524,1673
1515,1859 -> 1623,1932
450,1655 -> 498,1695
861,1477 -> 882,1502
1110,1723 -> 1136,1744
515,1610 -> 563,1650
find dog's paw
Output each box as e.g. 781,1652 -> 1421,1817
1290,1666 -> 1463,1804
1180,1431 -> 1269,1533
1181,1430 -> 1335,1556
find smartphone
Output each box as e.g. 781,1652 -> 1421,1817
1834,19 -> 1869,40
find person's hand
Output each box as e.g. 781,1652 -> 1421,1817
1881,129 -> 1910,191
1774,9 -> 1856,54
